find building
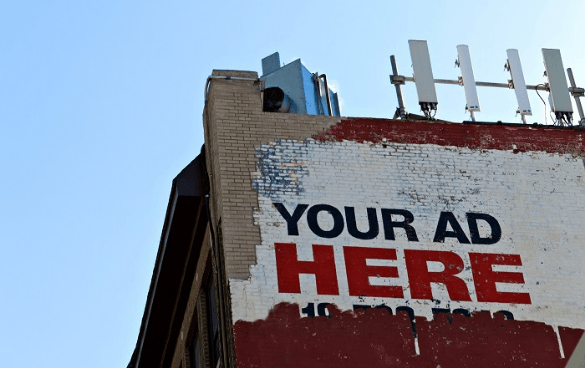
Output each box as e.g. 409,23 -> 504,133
127,54 -> 585,368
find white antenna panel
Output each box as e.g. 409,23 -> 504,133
542,49 -> 573,113
457,45 -> 480,112
506,49 -> 532,116
409,40 -> 438,104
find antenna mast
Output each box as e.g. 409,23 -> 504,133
390,41 -> 585,126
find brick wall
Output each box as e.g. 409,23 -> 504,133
205,71 -> 585,367
203,71 -> 339,280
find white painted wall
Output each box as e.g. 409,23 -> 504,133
230,139 -> 585,331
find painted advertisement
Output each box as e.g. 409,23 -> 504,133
231,119 -> 585,367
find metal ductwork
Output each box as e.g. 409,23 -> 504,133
263,87 -> 291,113
260,52 -> 340,116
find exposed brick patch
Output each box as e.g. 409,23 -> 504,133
204,77 -> 340,280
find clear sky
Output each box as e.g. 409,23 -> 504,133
1,1 -> 584,367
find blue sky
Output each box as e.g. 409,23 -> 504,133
1,1 -> 584,367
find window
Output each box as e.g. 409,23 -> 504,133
189,332 -> 201,368
206,274 -> 221,367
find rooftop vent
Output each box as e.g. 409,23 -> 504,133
261,52 -> 340,116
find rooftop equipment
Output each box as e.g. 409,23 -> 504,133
408,40 -> 438,119
260,52 -> 340,116
456,45 -> 481,121
390,40 -> 585,126
505,49 -> 532,123
542,48 -> 573,125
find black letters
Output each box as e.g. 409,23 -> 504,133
433,212 -> 471,243
276,203 -> 501,245
345,207 -> 379,240
307,204 -> 345,238
467,213 -> 501,244
381,209 -> 419,241
274,203 -> 308,236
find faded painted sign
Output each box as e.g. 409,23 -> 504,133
231,119 -> 585,367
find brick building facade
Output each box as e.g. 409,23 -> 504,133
127,68 -> 585,368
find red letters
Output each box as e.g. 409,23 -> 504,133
343,246 -> 403,298
275,243 -> 339,295
405,250 -> 472,301
469,253 -> 531,304
274,244 -> 531,306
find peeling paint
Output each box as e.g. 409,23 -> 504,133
234,302 -> 584,367
232,118 -> 585,366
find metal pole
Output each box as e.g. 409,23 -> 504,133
400,76 -> 551,91
319,74 -> 333,116
567,68 -> 585,126
390,55 -> 407,118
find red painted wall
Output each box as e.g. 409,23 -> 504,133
234,302 -> 584,367
313,118 -> 585,154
